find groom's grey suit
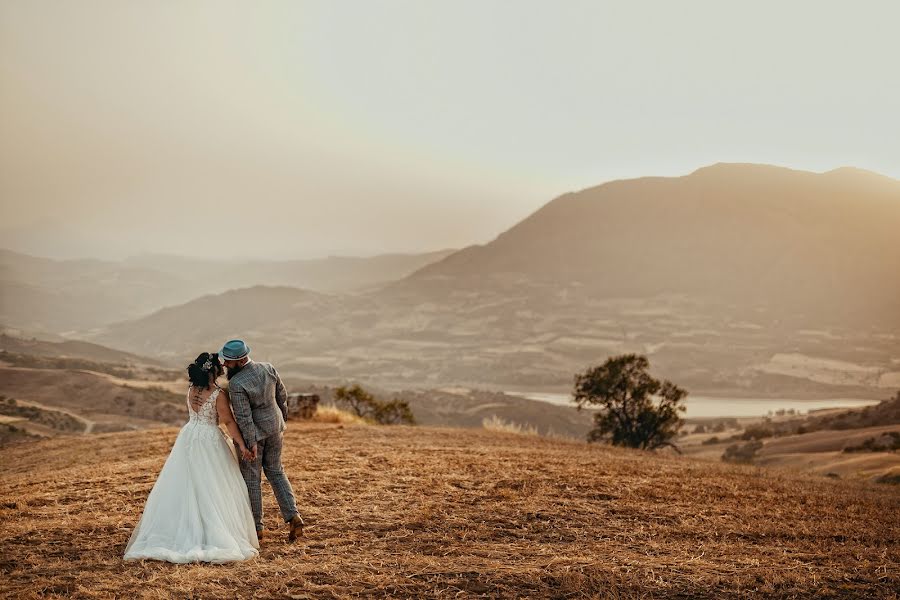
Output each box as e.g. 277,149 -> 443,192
228,360 -> 299,531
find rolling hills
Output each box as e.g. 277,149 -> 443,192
0,332 -> 596,441
0,249 -> 192,332
124,249 -> 457,294
1,424 -> 897,598
89,164 -> 900,396
0,367 -> 186,434
0,248 -> 455,332
0,333 -> 169,366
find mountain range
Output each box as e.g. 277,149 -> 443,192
0,248 -> 455,332
398,163 -> 900,327
5,163 -> 899,396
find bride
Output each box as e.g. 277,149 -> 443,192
124,352 -> 259,563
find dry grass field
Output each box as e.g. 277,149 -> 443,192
1,424 -> 898,599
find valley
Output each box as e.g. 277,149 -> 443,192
2,163 -> 898,487
51,163 -> 897,399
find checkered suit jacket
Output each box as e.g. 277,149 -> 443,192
227,361 -> 288,447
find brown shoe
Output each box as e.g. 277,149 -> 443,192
288,515 -> 304,542
256,528 -> 266,543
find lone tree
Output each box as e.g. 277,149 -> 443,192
573,354 -> 686,451
333,384 -> 415,425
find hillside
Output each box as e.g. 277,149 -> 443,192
0,250 -> 193,332
0,333 -> 168,367
0,248 -> 455,332
124,249 -> 458,294
678,393 -> 900,481
0,367 -> 186,434
684,424 -> 900,482
1,425 -> 897,598
403,164 -> 900,327
89,165 -> 900,396
92,285 -> 342,360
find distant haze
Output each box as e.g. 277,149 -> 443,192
71,164 -> 899,396
1,1 -> 899,260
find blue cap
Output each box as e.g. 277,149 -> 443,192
220,339 -> 251,360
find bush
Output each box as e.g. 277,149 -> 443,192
843,432 -> 900,453
722,440 -> 763,464
374,398 -> 416,425
874,472 -> 900,485
741,423 -> 775,441
333,384 -> 415,425
573,354 -> 686,452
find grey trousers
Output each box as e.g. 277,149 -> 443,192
236,432 -> 299,531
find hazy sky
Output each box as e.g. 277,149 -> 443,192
1,0 -> 898,260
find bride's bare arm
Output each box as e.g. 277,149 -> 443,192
216,389 -> 249,455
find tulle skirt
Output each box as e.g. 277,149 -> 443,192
124,421 -> 259,563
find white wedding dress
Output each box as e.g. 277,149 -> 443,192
124,386 -> 259,563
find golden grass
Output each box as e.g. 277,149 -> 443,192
482,415 -> 539,436
1,425 -> 898,598
308,404 -> 369,426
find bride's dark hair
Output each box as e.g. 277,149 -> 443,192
187,352 -> 224,389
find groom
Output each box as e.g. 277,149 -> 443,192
221,339 -> 304,542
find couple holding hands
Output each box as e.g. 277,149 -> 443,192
124,339 -> 303,563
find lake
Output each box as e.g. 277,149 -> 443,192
506,392 -> 881,418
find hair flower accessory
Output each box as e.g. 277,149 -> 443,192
202,358 -> 213,371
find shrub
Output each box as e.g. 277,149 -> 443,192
573,354 -> 686,452
374,398 -> 416,425
843,432 -> 900,453
874,472 -> 900,485
333,384 -> 415,425
741,423 -> 775,441
722,440 -> 763,464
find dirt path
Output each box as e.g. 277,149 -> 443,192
10,398 -> 95,434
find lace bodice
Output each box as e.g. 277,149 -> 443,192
187,386 -> 221,427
